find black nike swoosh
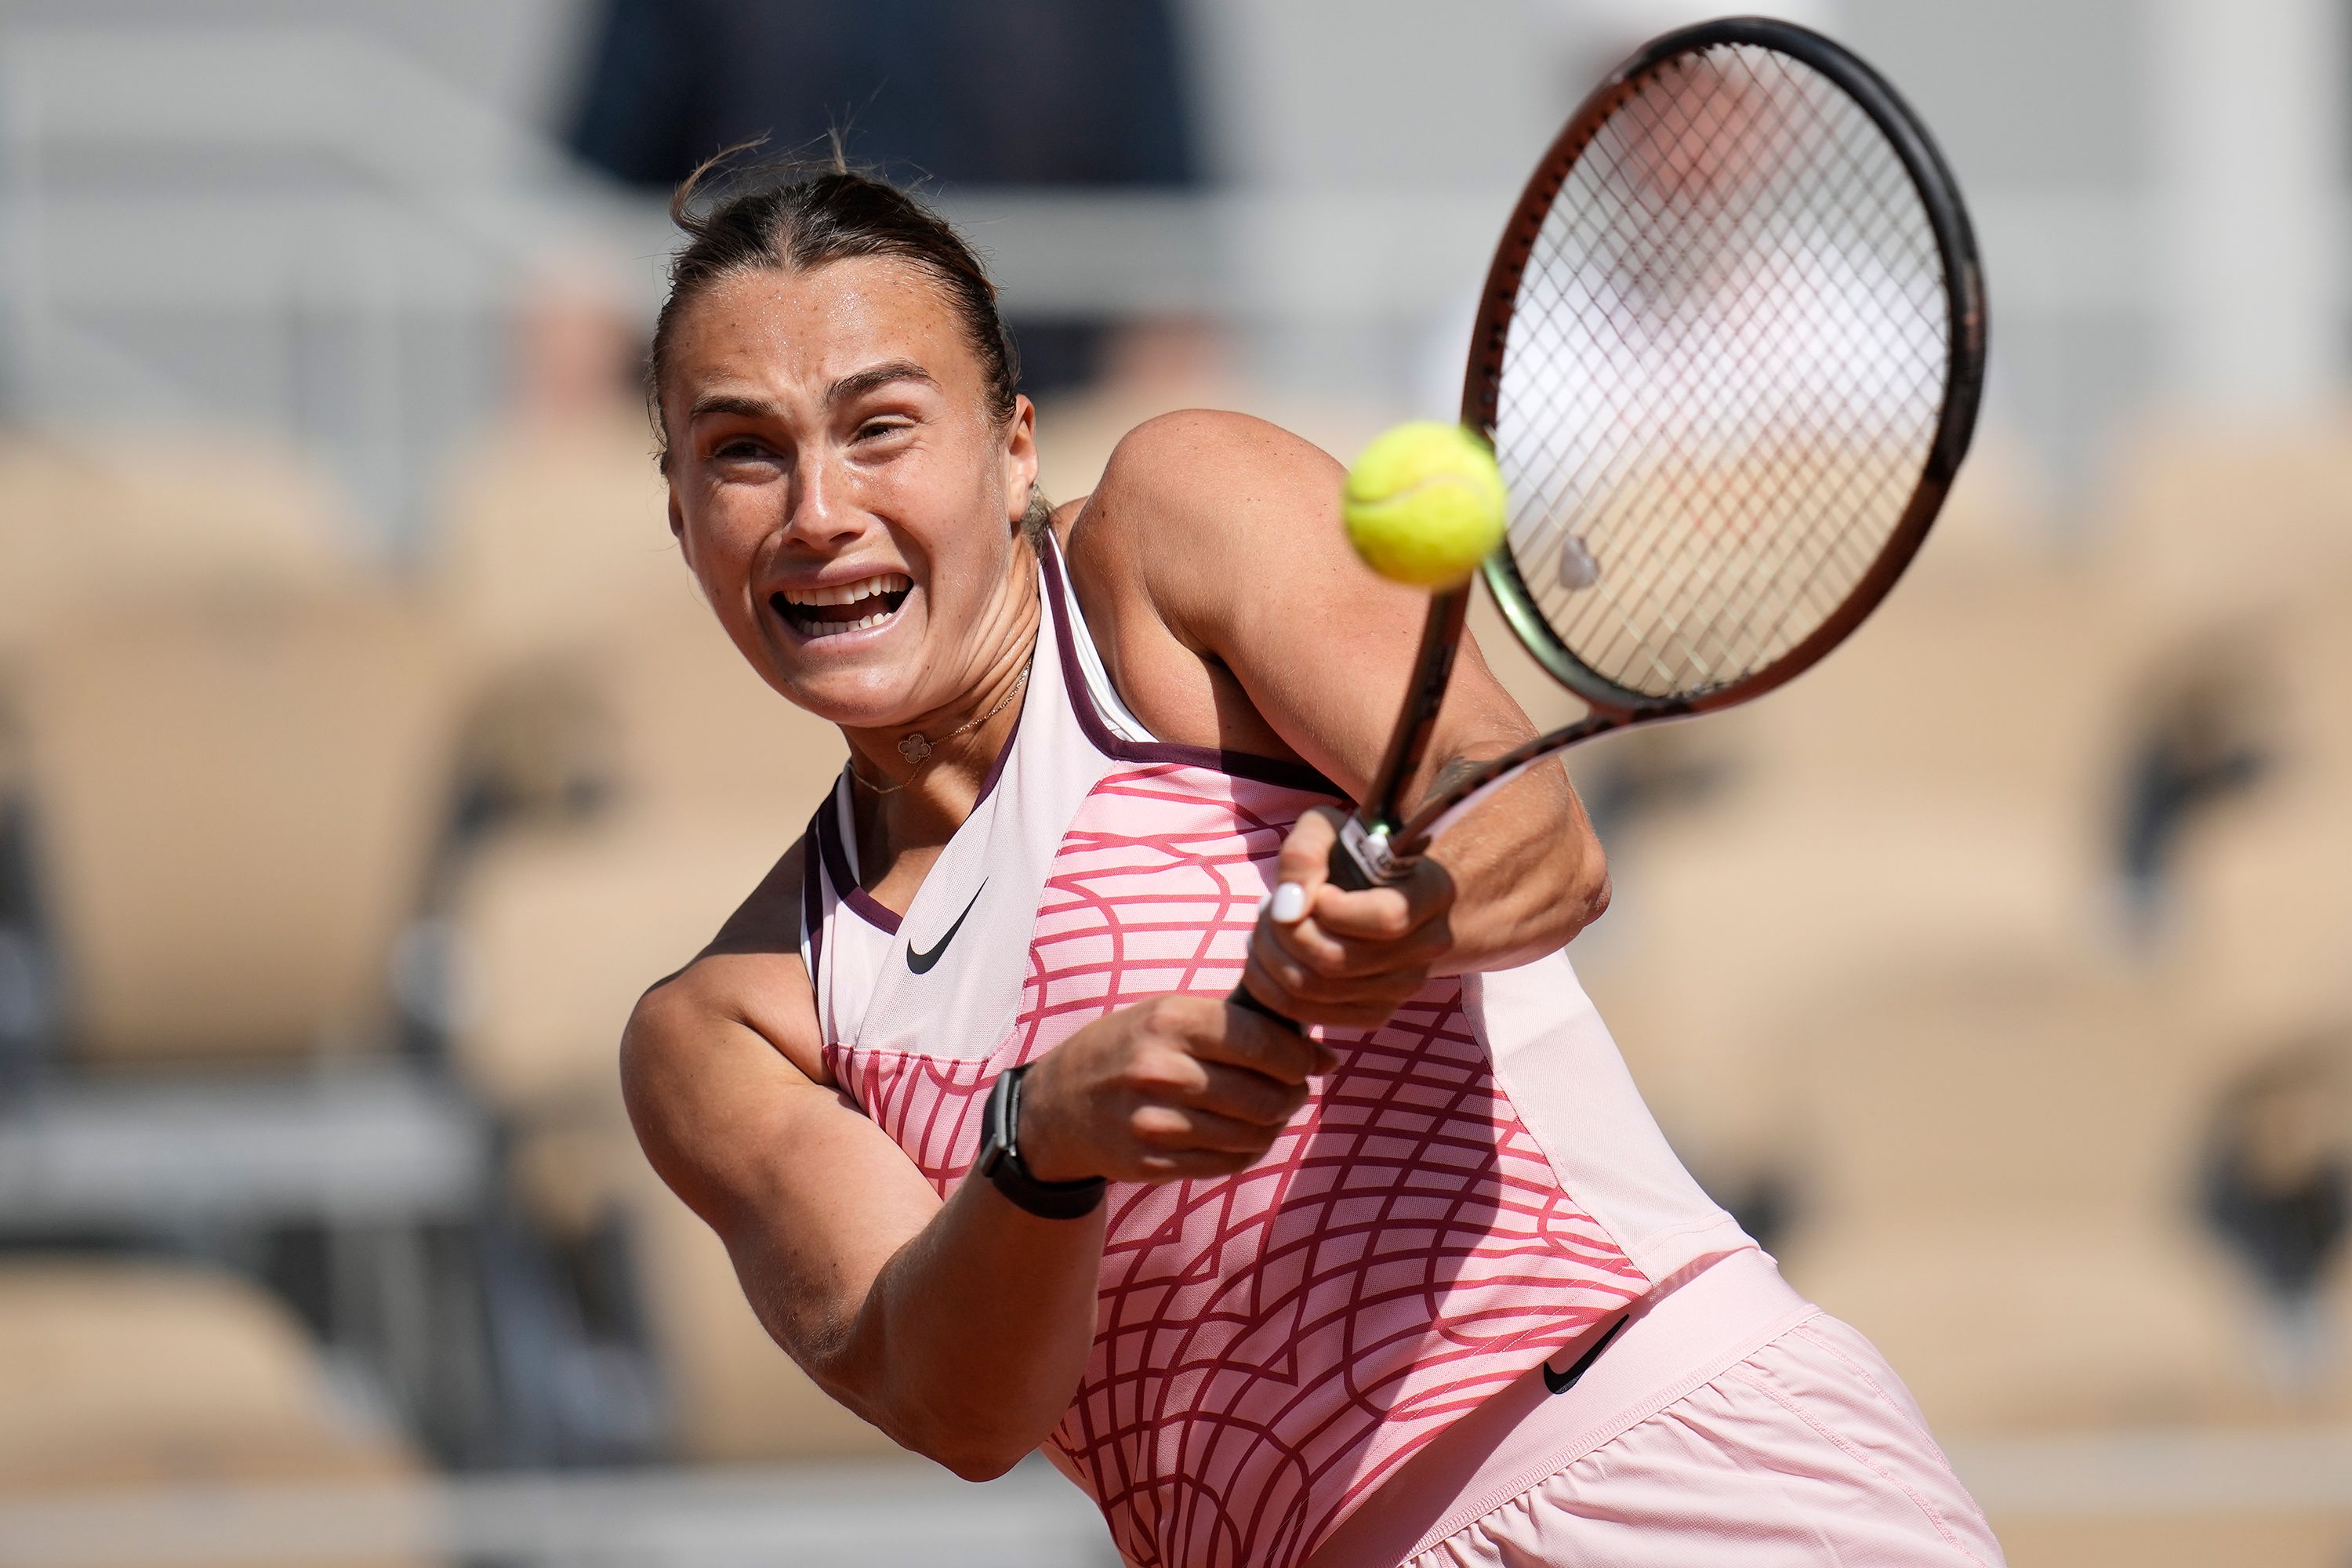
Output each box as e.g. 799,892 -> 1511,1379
906,881 -> 985,975
1542,1312 -> 1629,1396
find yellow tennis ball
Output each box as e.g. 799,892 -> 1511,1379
1341,423 -> 1508,588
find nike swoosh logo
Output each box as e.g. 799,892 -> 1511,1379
1542,1312 -> 1629,1396
906,881 -> 985,975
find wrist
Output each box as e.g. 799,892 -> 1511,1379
1010,1058 -> 1090,1185
978,1065 -> 1105,1218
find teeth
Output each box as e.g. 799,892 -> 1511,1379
793,610 -> 892,638
782,572 -> 911,608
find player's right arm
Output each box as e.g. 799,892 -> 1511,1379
620,839 -> 1326,1479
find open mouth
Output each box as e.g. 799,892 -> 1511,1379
771,572 -> 913,639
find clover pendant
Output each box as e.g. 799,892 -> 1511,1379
898,734 -> 932,764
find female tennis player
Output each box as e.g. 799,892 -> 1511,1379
621,165 -> 2004,1568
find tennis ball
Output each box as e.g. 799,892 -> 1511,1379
1341,423 -> 1508,588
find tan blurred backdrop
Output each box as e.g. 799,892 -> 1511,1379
0,3 -> 2348,1566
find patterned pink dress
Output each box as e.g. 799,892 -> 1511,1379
798,539 -> 1753,1568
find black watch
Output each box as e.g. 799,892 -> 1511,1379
975,1065 -> 1106,1220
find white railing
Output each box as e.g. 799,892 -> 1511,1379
2,21 -> 2339,547
2,1428 -> 2349,1567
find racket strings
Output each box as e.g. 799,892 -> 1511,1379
1574,67 -> 1938,680
1495,42 -> 1948,699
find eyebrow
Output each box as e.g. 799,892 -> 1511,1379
686,361 -> 940,425
827,360 -> 938,402
687,392 -> 778,423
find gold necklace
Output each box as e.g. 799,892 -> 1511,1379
848,660 -> 1032,796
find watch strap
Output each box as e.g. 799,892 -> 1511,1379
980,1065 -> 1106,1220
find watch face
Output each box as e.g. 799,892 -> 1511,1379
978,1069 -> 1017,1177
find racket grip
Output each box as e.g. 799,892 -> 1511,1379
1323,825 -> 1386,891
1225,817 -> 1394,1028
1229,985 -> 1293,1025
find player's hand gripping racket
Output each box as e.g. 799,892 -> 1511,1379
1235,16 -> 1986,1023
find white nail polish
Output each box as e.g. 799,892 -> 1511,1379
1269,882 -> 1308,924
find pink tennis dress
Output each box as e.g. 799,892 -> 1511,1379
797,539 -> 2000,1568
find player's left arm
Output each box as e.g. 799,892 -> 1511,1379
1069,409 -> 1608,1028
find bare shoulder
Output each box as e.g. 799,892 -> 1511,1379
622,834 -> 828,1096
1069,408 -> 1352,640
1068,409 -> 1343,586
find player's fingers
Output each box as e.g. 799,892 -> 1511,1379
1127,1100 -> 1286,1156
1189,1059 -> 1311,1127
1134,1147 -> 1273,1182
1262,909 -> 1449,981
1252,934 -> 1428,1001
1189,996 -> 1335,1081
1312,859 -> 1454,944
1241,947 -> 1423,1030
1266,808 -> 1345,927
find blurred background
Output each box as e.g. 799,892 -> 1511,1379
0,1 -> 2347,1564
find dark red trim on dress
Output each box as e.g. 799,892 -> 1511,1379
813,778 -> 902,935
799,799 -> 829,988
812,660 -> 1025,935
1039,536 -> 1345,798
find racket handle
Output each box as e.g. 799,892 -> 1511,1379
1229,985 -> 1292,1025
1225,816 -> 1396,1027
1324,818 -> 1392,891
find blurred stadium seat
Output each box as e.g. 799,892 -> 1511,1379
0,430 -> 366,885
0,431 -> 363,641
600,599 -> 848,821
433,411 -> 677,673
17,591 -> 461,1063
2164,786 -> 2352,1044
1701,545 -> 2165,844
431,408 -> 681,837
1578,793 -> 2096,1232
0,1258 -> 419,1495
2098,405 -> 2352,621
448,811 -> 794,1118
1786,1217 -> 2245,1433
1774,960 -> 2287,1431
1787,961 -> 2221,1229
1992,1512 -> 2352,1568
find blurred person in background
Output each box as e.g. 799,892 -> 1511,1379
433,256 -> 670,842
564,0 -> 1199,395
619,160 -> 2001,1568
2201,1040 -> 2352,1396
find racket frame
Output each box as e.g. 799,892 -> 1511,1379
1367,15 -> 1987,863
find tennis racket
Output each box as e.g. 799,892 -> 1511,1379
1237,16 -> 1984,1014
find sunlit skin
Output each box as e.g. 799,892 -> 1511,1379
660,258 -> 1039,898
628,252 -> 1612,1481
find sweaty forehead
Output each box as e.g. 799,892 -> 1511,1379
665,255 -> 981,401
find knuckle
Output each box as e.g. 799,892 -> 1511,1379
1300,942 -> 1346,979
1142,994 -> 1203,1040
1129,1105 -> 1189,1146
1127,1047 -> 1193,1095
1257,953 -> 1303,996
1231,1083 -> 1286,1124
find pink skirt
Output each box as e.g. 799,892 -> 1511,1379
1308,1250 -> 2005,1568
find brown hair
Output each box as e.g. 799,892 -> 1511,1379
649,150 -> 1028,501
